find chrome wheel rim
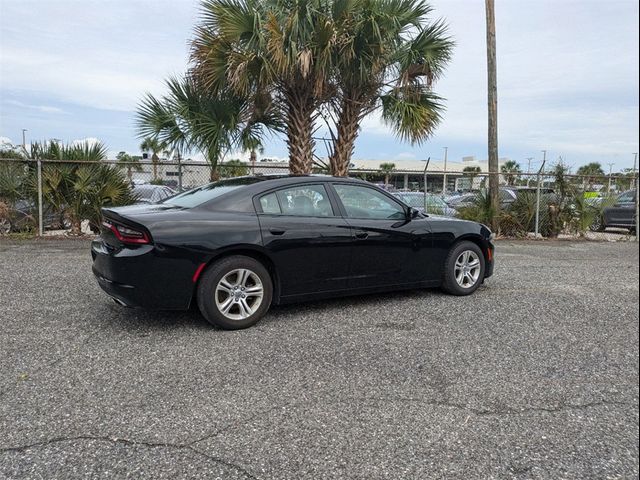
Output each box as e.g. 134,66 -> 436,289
215,269 -> 264,321
454,250 -> 481,289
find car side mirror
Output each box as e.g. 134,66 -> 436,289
407,207 -> 420,220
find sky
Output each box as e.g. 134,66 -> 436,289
0,0 -> 638,171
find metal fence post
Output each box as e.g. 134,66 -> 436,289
635,171 -> 639,243
534,158 -> 546,237
37,158 -> 43,236
422,158 -> 430,214
177,155 -> 183,192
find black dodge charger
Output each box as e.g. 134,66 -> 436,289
92,175 -> 495,329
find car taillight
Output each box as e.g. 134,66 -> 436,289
102,220 -> 150,245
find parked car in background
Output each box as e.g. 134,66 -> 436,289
92,175 -> 495,330
590,189 -> 637,232
0,199 -> 68,234
446,187 -> 555,212
132,184 -> 176,205
393,191 -> 457,217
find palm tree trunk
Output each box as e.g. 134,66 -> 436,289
285,87 -> 315,175
152,153 -> 159,181
250,149 -> 257,174
329,99 -> 362,177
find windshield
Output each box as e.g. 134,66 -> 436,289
162,177 -> 263,208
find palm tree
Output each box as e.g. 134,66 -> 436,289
30,140 -> 134,233
139,137 -> 166,182
116,151 -> 142,183
577,162 -> 605,189
191,0 -> 337,175
500,160 -> 521,186
327,0 -> 453,176
379,162 -> 396,186
137,76 -> 280,181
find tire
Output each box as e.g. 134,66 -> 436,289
441,241 -> 486,296
589,216 -> 606,232
197,255 -> 273,330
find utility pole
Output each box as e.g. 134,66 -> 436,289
485,0 -> 499,229
442,147 -> 448,194
526,157 -> 533,187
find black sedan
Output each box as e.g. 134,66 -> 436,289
591,189 -> 636,233
92,175 -> 495,329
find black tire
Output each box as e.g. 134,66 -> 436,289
441,241 -> 486,296
589,216 -> 606,232
197,255 -> 273,330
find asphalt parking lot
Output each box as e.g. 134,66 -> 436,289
0,239 -> 638,479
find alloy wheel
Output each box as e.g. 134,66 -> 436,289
215,268 -> 264,321
454,250 -> 481,289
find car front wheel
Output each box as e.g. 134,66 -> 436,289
197,256 -> 273,330
441,241 -> 486,296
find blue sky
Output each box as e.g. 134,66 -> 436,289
0,0 -> 638,171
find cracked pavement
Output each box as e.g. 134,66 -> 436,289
0,238 -> 638,479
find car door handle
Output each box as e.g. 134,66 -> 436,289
355,230 -> 369,239
269,228 -> 286,235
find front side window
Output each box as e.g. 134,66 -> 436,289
334,184 -> 405,220
258,185 -> 334,217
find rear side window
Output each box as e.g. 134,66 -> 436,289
258,185 -> 334,217
259,193 -> 281,214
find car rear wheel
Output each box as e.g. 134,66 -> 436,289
589,216 -> 606,232
197,256 -> 273,330
441,241 -> 485,296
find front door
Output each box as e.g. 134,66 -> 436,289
256,183 -> 353,297
331,183 -> 431,288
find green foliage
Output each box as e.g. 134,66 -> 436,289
218,159 -> 249,178
457,191 -> 496,227
137,76 -> 280,179
1,140 -> 136,234
500,160 -> 521,186
191,0 -> 453,173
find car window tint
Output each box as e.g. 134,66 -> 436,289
334,184 -> 405,220
259,192 -> 281,214
277,185 -> 334,217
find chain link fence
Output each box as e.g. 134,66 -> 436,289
1,157 -> 637,242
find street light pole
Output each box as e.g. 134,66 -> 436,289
442,146 -> 448,194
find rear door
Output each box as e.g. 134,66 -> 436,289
255,183 -> 353,297
605,190 -> 636,227
330,183 -> 431,288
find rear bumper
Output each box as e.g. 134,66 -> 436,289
91,239 -> 196,310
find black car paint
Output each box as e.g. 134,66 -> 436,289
602,190 -> 636,229
92,176 -> 494,310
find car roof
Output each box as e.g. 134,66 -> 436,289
191,174 -> 371,212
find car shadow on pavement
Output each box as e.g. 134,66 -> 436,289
95,287 -> 457,332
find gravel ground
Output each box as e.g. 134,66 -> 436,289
0,238 -> 638,479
